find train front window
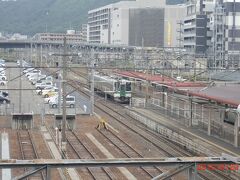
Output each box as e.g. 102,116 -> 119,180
120,84 -> 125,91
126,82 -> 131,91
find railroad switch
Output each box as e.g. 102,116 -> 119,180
96,118 -> 108,130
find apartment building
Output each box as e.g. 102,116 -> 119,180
223,0 -> 240,67
183,0 -> 217,55
80,24 -> 87,42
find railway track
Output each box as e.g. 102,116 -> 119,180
66,130 -> 114,180
95,100 -> 237,180
96,128 -> 163,178
44,68 -> 238,180
17,130 -> 45,180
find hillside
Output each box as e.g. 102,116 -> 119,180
0,0 -> 184,35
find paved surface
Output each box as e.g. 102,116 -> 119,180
40,126 -> 80,180
2,62 -> 87,115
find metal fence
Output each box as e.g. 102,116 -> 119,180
131,93 -> 237,146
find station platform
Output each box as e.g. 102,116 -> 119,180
130,107 -> 240,156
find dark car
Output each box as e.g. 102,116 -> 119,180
0,96 -> 10,104
0,91 -> 8,97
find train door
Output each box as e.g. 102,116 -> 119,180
120,83 -> 126,97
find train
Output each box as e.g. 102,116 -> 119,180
94,73 -> 132,103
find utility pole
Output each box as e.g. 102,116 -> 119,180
61,37 -> 67,153
49,37 -> 80,154
90,49 -> 95,115
19,58 -> 22,113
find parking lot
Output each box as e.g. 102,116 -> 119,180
0,62 -> 89,115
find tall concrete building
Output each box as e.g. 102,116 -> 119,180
183,0 -> 240,68
87,0 -> 186,47
80,24 -> 87,42
183,0 -> 217,55
223,0 -> 240,67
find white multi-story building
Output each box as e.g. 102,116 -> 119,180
32,30 -> 85,43
87,0 -> 185,47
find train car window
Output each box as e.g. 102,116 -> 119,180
126,82 -> 131,91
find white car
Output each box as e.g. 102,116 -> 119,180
0,71 -> 5,76
44,94 -> 58,104
31,76 -> 51,85
49,95 -> 75,108
23,68 -> 34,74
28,74 -> 46,81
36,86 -> 55,95
0,80 -> 7,86
0,75 -> 7,81
25,70 -> 41,77
35,82 -> 53,90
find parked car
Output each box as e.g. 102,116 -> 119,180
0,91 -> 8,97
25,70 -> 41,77
0,75 -> 7,81
41,87 -> 58,97
0,71 -> 5,76
36,86 -> 57,95
0,80 -> 7,86
49,95 -> 75,108
0,96 -> 10,104
42,90 -> 58,98
28,74 -> 46,81
44,94 -> 58,104
32,76 -> 52,85
23,68 -> 34,74
35,82 -> 53,90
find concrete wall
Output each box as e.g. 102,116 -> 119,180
164,5 -> 187,47
111,8 -> 130,45
128,8 -> 165,47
